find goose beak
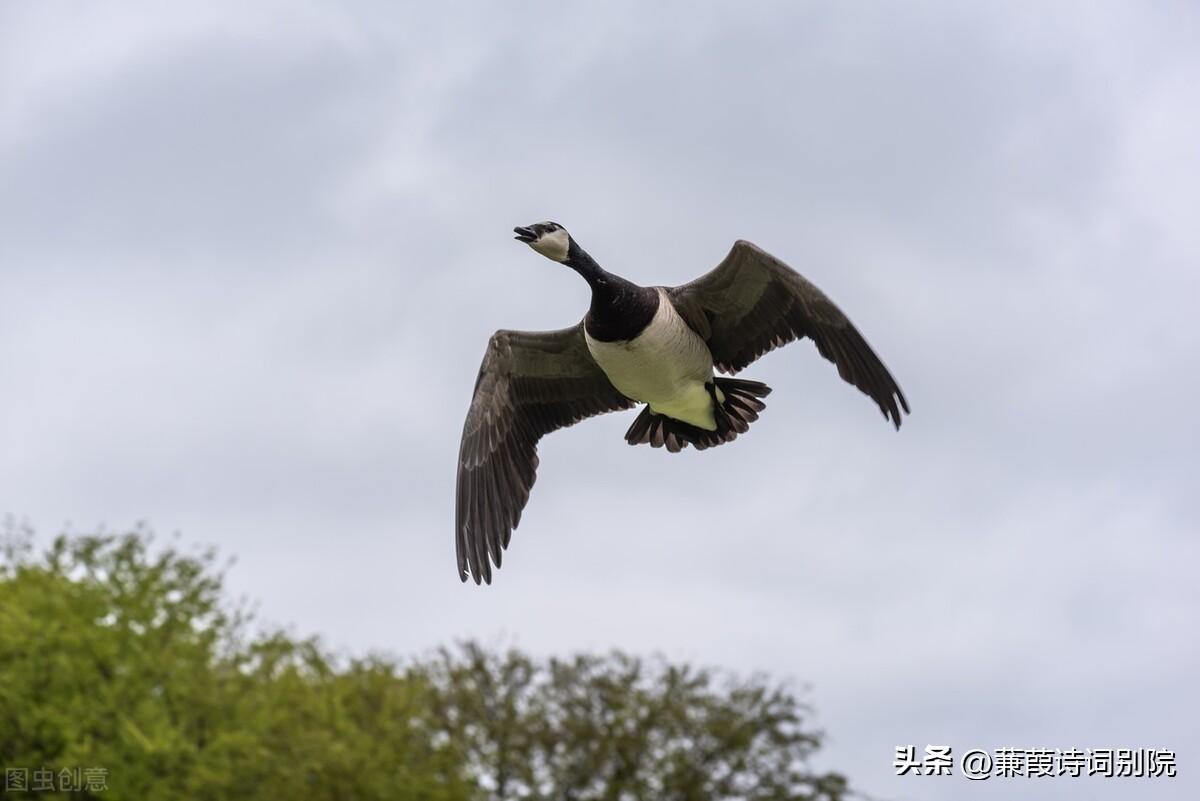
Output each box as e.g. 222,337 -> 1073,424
513,226 -> 537,243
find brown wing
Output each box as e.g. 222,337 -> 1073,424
668,240 -> 909,428
456,323 -> 635,584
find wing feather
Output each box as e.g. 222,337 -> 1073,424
669,241 -> 909,428
455,323 -> 634,584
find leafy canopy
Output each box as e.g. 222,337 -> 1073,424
0,522 -> 848,801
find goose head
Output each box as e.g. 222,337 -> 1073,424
514,221 -> 570,263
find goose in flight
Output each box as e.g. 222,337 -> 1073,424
456,222 -> 909,584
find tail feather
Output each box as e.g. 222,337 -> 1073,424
624,377 -> 772,452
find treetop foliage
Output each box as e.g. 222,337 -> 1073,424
0,522 -> 848,801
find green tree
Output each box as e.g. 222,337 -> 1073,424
0,523 -> 468,801
420,643 -> 849,801
0,523 -> 852,800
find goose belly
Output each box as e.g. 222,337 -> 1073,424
585,290 -> 717,430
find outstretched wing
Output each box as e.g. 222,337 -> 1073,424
668,240 -> 909,428
456,323 -> 635,584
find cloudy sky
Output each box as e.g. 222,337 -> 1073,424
2,1 -> 1197,798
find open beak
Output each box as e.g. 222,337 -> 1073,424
513,226 -> 537,243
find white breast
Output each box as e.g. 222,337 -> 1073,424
585,289 -> 718,429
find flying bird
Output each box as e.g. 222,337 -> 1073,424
456,222 -> 908,584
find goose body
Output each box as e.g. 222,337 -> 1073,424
584,288 -> 718,430
454,221 -> 910,584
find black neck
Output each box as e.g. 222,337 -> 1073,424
568,240 -> 659,342
565,240 -> 608,287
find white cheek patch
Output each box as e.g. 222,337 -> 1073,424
530,229 -> 569,262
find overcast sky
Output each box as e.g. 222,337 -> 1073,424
2,2 -> 1197,798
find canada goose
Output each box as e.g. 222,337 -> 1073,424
456,222 -> 908,584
